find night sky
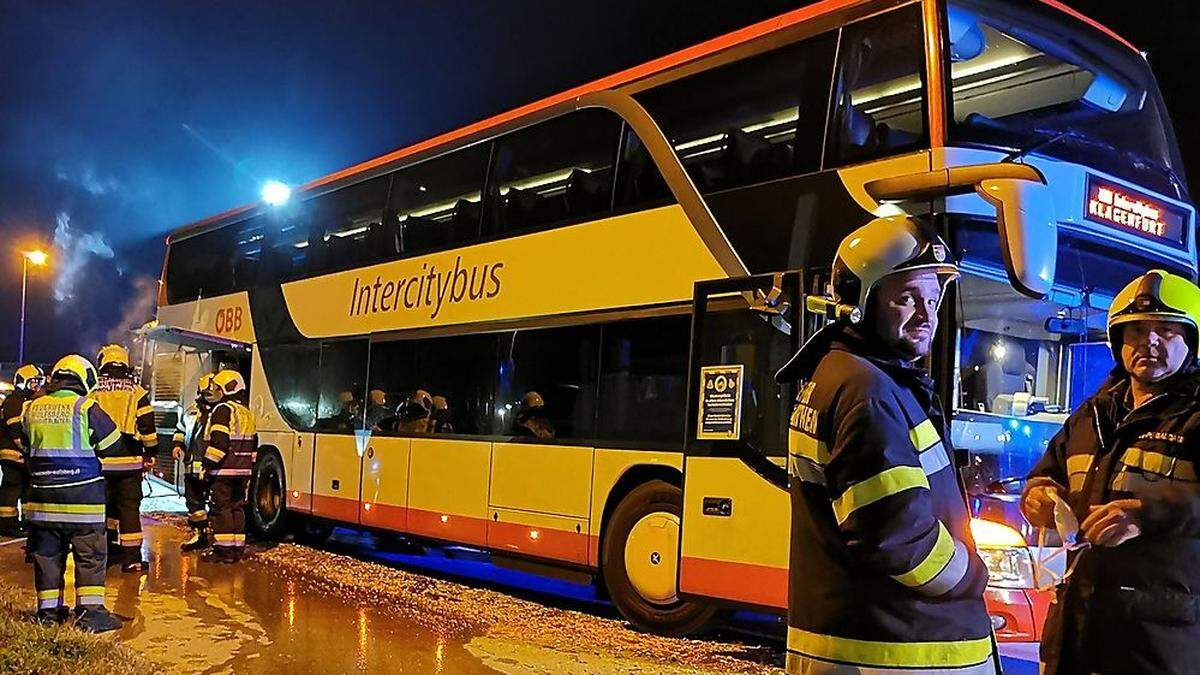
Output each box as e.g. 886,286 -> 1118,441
0,1 -> 1196,364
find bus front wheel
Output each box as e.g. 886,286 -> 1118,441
602,480 -> 719,636
249,451 -> 288,539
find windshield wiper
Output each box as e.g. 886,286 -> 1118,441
1123,149 -> 1188,199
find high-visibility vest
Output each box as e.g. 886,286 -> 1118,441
89,375 -> 156,473
22,389 -> 121,526
172,403 -> 210,475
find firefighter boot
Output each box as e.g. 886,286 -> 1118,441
74,606 -> 123,633
180,529 -> 211,552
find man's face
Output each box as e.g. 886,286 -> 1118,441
870,269 -> 944,362
1120,319 -> 1191,384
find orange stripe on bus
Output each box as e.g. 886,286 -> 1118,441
680,556 -> 787,609
486,519 -> 588,566
310,494 -> 360,524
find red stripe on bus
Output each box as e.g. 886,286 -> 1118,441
167,0 -> 867,242
406,508 -> 489,548
360,501 -> 408,531
487,520 -> 588,566
311,493 -> 360,523
680,556 -> 787,609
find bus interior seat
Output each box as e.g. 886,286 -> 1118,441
564,167 -> 612,216
368,217 -> 400,259
501,185 -> 539,231
305,228 -> 329,273
400,214 -> 438,251
726,127 -> 791,184
448,199 -> 481,243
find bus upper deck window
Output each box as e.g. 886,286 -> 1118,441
824,5 -> 927,167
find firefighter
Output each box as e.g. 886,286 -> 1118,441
1021,270 -> 1200,674
0,364 -> 45,537
89,343 -> 157,573
172,373 -> 215,551
21,354 -> 123,631
202,369 -> 256,563
775,216 -> 995,674
514,391 -> 554,439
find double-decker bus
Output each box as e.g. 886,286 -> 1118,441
150,0 -> 1193,641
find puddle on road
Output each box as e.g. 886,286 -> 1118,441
0,522 -> 492,674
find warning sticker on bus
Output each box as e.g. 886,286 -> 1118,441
697,365 -> 744,441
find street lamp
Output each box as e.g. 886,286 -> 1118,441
19,249 -> 48,364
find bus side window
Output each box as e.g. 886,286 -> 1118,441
824,4 -> 927,167
635,28 -> 837,194
166,226 -> 236,303
496,326 -> 599,442
484,108 -> 621,237
388,142 -> 491,256
260,342 -> 320,430
315,339 -> 369,434
597,315 -> 690,449
614,125 -> 673,210
304,175 -> 391,276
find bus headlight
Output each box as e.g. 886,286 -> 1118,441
970,518 -> 1035,589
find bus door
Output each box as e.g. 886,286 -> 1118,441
678,271 -> 810,611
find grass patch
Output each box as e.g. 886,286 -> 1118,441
0,577 -> 153,675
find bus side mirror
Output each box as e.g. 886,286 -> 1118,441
975,178 -> 1057,299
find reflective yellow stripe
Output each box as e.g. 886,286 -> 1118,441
136,406 -> 154,416
96,427 -> 122,451
0,449 -> 23,462
38,589 -> 62,600
788,428 -> 830,465
5,415 -> 21,426
205,447 -> 226,462
833,466 -> 928,524
1066,454 -> 1093,476
119,533 -> 143,544
892,523 -> 955,588
24,503 -> 106,514
208,424 -> 231,436
788,627 -> 993,669
1121,447 -> 1197,481
908,419 -> 940,452
139,432 -> 158,442
0,506 -> 18,517
75,585 -> 105,597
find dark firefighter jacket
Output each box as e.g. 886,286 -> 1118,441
172,401 -> 211,476
1027,369 -> 1200,675
0,388 -> 33,466
780,324 -> 993,672
88,374 -> 157,474
18,384 -> 121,526
203,399 -> 256,478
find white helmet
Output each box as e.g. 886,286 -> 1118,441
828,216 -> 959,323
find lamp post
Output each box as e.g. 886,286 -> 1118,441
19,249 -> 48,364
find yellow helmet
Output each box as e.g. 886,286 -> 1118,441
211,369 -> 246,398
1108,270 -> 1200,360
97,343 -> 130,370
196,373 -> 215,397
51,354 -> 99,393
13,364 -> 45,391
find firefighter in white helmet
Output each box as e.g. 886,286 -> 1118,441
172,373 -> 215,551
776,217 -> 995,674
201,369 -> 256,563
89,343 -> 157,573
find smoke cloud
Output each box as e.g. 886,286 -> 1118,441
52,211 -> 115,305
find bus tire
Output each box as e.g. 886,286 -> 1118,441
249,451 -> 288,539
602,479 -> 720,636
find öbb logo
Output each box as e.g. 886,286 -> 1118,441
215,306 -> 244,335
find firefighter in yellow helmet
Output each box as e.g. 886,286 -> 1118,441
775,217 -> 995,674
201,369 -> 256,563
0,364 -> 45,537
1022,270 -> 1200,674
21,355 -> 123,631
88,343 -> 157,573
172,373 -> 215,551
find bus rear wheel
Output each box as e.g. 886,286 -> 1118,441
602,480 -> 719,636
249,451 -> 288,539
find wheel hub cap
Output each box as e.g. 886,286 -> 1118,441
624,512 -> 680,605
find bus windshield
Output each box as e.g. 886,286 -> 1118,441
947,0 -> 1187,200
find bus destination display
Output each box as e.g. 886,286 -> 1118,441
1085,176 -> 1188,245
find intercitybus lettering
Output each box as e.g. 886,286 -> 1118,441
347,256 -> 503,320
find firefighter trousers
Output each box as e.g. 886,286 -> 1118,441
209,477 -> 247,555
184,474 -> 210,531
0,463 -> 26,534
30,524 -> 108,610
105,472 -> 143,564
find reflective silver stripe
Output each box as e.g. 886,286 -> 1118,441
786,650 -> 997,674
30,476 -> 105,489
918,442 -> 951,477
26,511 -> 106,524
71,396 -> 86,451
32,447 -> 97,459
210,469 -> 253,476
916,537 -> 971,597
789,453 -> 827,487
